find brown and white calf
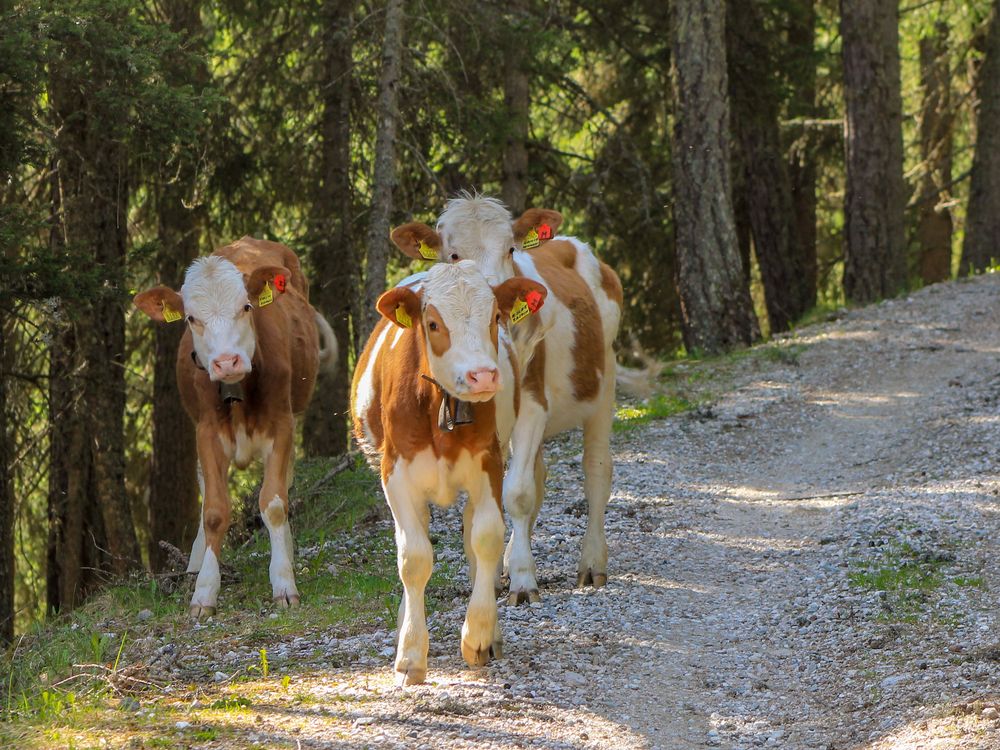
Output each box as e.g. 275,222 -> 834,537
351,261 -> 545,684
134,237 -> 337,618
391,195 -> 622,604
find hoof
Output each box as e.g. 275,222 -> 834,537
461,638 -> 493,668
394,663 -> 426,686
189,604 -> 216,620
490,641 -> 503,660
576,570 -> 608,588
274,593 -> 300,609
507,588 -> 541,606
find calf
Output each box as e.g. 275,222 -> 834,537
352,261 -> 545,684
134,237 -> 337,618
391,195 -> 622,604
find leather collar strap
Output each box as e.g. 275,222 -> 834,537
192,351 -> 244,404
420,374 -> 473,431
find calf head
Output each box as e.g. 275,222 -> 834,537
376,261 -> 545,401
391,194 -> 562,286
134,256 -> 288,384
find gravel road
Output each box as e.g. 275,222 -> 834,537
207,274 -> 1000,749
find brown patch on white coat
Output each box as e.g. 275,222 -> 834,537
351,261 -> 545,685
393,194 -> 623,604
134,237 -> 337,619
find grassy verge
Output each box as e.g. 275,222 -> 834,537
0,454 -> 459,748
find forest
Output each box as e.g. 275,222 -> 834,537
2,0 -> 999,650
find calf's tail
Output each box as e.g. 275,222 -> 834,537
315,311 -> 339,374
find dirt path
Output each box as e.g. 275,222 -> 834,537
157,274 -> 1000,749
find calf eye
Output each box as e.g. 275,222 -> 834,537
244,303 -> 253,312
450,253 -> 460,261
495,313 -> 500,324
428,321 -> 438,331
186,315 -> 196,324
508,247 -> 515,255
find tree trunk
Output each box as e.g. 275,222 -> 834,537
361,0 -> 405,342
840,0 -> 907,303
146,0 -> 206,572
916,22 -> 953,284
785,0 -> 817,311
0,314 -> 13,643
47,16 -> 141,611
671,0 -> 759,354
501,1 -> 529,215
304,0 -> 355,458
727,0 -> 808,333
961,7 -> 1000,275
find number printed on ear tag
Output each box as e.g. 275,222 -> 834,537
510,299 -> 531,324
162,303 -> 182,323
418,240 -> 438,260
522,228 -> 540,250
258,281 -> 274,307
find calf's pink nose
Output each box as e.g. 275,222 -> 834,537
211,353 -> 245,379
466,368 -> 499,393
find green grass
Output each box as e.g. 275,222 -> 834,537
847,537 -> 977,624
614,393 -> 694,432
0,453 -> 418,745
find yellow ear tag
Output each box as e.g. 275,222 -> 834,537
258,281 -> 274,307
162,303 -> 182,323
395,306 -> 412,328
510,298 -> 531,325
522,228 -> 540,250
417,240 -> 438,260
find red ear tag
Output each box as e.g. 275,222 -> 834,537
525,289 -> 544,313
537,223 -> 553,241
274,274 -> 286,293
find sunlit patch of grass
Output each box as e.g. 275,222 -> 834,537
614,393 -> 693,432
0,453 -> 421,744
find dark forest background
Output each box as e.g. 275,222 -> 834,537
2,0 -> 999,641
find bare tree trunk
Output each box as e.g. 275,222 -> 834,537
0,314 -> 13,643
501,1 -> 529,215
146,0 -> 206,571
671,0 -> 759,354
305,0 -> 355,457
361,0 -> 405,341
786,0 -> 817,312
961,7 -> 1000,275
841,0 -> 907,303
916,22 -> 953,284
47,18 -> 141,610
727,0 -> 808,333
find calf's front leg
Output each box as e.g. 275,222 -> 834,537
462,457 -> 505,667
190,426 -> 231,619
260,416 -> 299,608
385,464 -> 433,686
503,400 -> 547,604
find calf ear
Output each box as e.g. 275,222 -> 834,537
512,209 -> 563,246
245,265 -> 292,302
376,287 -> 423,329
493,277 -> 548,321
391,223 -> 443,261
134,286 -> 185,323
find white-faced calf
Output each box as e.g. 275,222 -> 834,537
134,237 -> 336,618
351,261 -> 545,684
392,195 -> 622,604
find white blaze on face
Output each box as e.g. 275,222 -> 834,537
436,195 -> 516,286
182,256 -> 256,383
421,261 -> 502,401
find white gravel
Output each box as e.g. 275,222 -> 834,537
177,274 -> 1000,748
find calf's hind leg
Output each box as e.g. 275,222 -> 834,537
577,355 -> 615,588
